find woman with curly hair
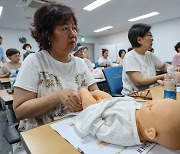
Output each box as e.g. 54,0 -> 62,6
13,3 -> 98,133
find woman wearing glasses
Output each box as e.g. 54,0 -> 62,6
13,3 -> 98,135
122,23 -> 170,95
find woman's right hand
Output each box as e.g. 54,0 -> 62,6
56,89 -> 82,112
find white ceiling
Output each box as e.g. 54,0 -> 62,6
0,0 -> 180,37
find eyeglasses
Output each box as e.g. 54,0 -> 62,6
128,89 -> 152,100
145,34 -> 153,39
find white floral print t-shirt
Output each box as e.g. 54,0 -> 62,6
14,51 -> 95,131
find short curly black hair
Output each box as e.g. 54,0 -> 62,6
31,3 -> 77,51
6,48 -> 20,57
22,43 -> 32,50
175,42 -> 180,53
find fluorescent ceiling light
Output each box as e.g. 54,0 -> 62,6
94,26 -> 113,33
83,0 -> 111,11
0,6 -> 3,17
128,12 -> 159,22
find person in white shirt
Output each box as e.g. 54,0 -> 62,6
72,44 -> 94,71
98,48 -> 112,67
116,49 -> 126,66
122,23 -> 169,95
0,48 -> 21,78
13,3 -> 98,133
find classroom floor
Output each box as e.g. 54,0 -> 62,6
0,108 -> 11,154
0,107 -> 27,154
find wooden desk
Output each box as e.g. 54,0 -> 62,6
0,77 -> 10,90
0,89 -> 13,110
21,120 -> 80,154
150,85 -> 180,100
20,85 -> 180,154
0,90 -> 15,125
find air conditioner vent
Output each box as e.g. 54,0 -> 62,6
17,0 -> 55,9
28,1 -> 46,9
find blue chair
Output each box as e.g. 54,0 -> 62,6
102,66 -> 123,96
93,62 -> 99,68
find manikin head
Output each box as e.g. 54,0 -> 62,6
137,99 -> 180,150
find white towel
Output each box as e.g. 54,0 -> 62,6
74,97 -> 142,146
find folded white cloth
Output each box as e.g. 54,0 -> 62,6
74,97 -> 142,146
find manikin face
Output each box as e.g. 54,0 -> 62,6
138,99 -> 176,129
138,99 -> 180,149
50,19 -> 78,54
138,32 -> 153,51
9,53 -> 21,63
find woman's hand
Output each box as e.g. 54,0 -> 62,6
157,79 -> 164,85
56,89 -> 82,112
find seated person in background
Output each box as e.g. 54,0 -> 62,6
0,48 -> 21,78
74,88 -> 180,150
172,42 -> 180,67
22,43 -> 35,60
122,23 -> 170,95
117,49 -> 126,66
72,43 -> 84,58
72,44 -> 94,71
0,36 -> 7,64
83,47 -> 89,59
83,47 -> 94,71
98,48 -> 112,67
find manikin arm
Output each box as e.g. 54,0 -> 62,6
79,88 -> 97,109
79,88 -> 112,109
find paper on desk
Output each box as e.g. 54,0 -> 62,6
50,118 -> 169,154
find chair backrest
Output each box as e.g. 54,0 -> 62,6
102,66 -> 123,94
93,62 -> 99,68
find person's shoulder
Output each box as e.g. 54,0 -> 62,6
98,56 -> 103,60
72,55 -> 84,63
72,56 -> 88,67
173,53 -> 180,57
0,46 -> 4,52
23,51 -> 40,62
125,50 -> 135,57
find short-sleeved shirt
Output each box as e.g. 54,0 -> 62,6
122,50 -> 164,95
0,46 -> 6,61
172,53 -> 180,67
98,56 -> 112,66
14,50 -> 96,131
